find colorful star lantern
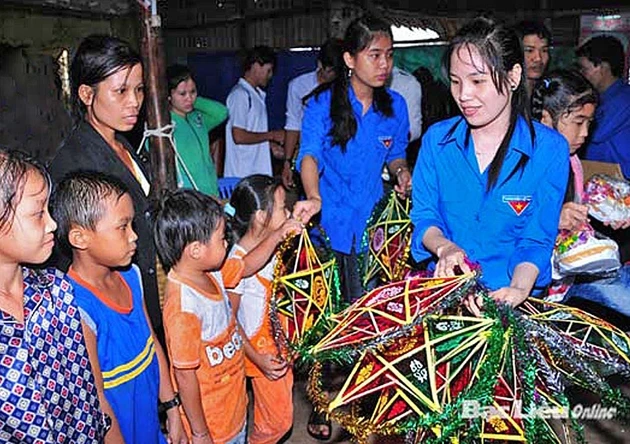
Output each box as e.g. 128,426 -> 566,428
516,298 -> 630,401
309,314 -> 496,443
308,290 -> 630,444
361,191 -> 412,289
309,273 -> 476,357
518,298 -> 630,370
271,228 -> 340,355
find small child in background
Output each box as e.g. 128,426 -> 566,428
226,175 -> 297,444
50,171 -> 185,444
0,150 -> 105,442
154,189 -> 300,444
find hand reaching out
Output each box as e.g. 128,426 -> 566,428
292,197 -> 321,225
434,241 -> 471,278
394,168 -> 412,197
463,287 -> 529,317
277,218 -> 303,239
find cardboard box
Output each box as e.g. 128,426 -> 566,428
581,160 -> 624,182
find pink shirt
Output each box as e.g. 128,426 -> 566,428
570,154 -> 584,202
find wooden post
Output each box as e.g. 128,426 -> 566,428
137,0 -> 177,192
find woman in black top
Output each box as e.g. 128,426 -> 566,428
49,35 -> 162,336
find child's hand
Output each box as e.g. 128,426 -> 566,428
256,353 -> 288,380
166,408 -> 188,444
277,218 -> 303,240
292,197 -> 321,224
559,202 -> 589,231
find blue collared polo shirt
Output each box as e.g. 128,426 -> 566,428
298,86 -> 409,254
410,116 -> 569,291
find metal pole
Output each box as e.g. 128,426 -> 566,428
137,0 -> 177,192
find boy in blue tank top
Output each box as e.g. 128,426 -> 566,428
50,171 -> 186,444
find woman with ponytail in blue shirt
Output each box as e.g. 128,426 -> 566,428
294,15 -> 411,304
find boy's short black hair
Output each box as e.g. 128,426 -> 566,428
50,171 -> 129,255
242,46 -> 276,73
514,20 -> 552,45
576,35 -> 625,78
153,189 -> 223,270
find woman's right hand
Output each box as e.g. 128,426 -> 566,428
559,202 -> 589,231
434,241 -> 470,277
292,197 -> 322,224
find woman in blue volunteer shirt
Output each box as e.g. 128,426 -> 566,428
292,15 -> 411,441
294,15 -> 411,303
410,16 -> 569,314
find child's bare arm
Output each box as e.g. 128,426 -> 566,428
241,219 -> 303,276
141,305 -> 187,444
81,321 -> 126,444
175,368 -> 214,443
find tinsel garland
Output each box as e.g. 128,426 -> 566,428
501,303 -> 568,444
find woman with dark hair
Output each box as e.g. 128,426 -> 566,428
294,15 -> 411,303
410,17 -> 569,313
292,15 -> 411,441
166,64 -> 227,196
49,35 -> 162,341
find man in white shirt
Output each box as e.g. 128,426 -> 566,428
225,46 -> 284,178
389,66 -> 423,143
282,39 -> 343,187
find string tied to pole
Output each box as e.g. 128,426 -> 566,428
137,121 -> 199,191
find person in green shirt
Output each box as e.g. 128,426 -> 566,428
167,64 -> 228,196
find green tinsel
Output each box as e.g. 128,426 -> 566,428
504,304 -> 561,444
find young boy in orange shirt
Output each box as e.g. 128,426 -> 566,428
154,189 -> 300,444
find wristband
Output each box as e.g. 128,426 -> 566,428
158,393 -> 181,414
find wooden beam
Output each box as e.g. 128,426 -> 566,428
137,2 -> 177,192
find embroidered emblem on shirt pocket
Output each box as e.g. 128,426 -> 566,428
378,136 -> 393,149
502,195 -> 532,216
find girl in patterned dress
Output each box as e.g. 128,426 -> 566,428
0,148 -> 105,443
